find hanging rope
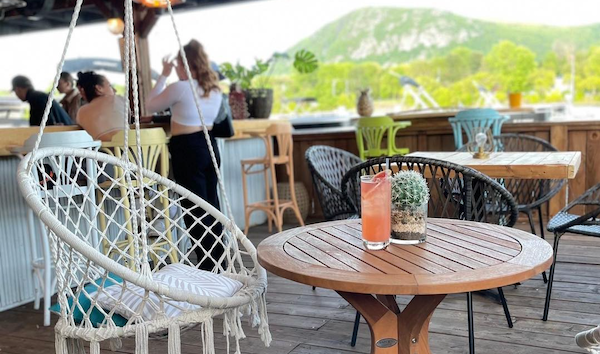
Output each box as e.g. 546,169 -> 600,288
164,0 -> 236,228
122,0 -> 152,277
26,0 -> 85,172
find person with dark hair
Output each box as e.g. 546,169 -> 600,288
11,75 -> 74,126
57,72 -> 82,121
75,71 -> 125,141
145,40 -> 224,271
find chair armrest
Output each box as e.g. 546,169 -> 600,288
389,121 -> 411,151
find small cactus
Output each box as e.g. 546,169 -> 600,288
391,170 -> 429,208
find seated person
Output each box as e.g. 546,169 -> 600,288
75,71 -> 126,141
57,72 -> 82,121
11,75 -> 73,126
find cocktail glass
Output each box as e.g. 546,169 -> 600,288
361,174 -> 391,250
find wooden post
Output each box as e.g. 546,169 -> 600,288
550,125 -> 568,217
117,5 -> 157,118
134,7 -> 158,117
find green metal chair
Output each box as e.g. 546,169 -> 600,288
355,116 -> 411,160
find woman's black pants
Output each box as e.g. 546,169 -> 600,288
170,131 -> 224,271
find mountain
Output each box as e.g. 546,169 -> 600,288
288,7 -> 600,64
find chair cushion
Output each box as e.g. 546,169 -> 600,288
93,264 -> 244,321
547,212 -> 600,236
49,273 -> 128,327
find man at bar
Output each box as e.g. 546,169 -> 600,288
11,75 -> 74,126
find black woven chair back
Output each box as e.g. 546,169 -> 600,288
459,133 -> 567,209
306,146 -> 362,220
341,156 -> 518,227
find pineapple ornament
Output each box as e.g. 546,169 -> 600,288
357,88 -> 374,117
229,83 -> 249,120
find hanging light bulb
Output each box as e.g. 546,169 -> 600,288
107,18 -> 125,35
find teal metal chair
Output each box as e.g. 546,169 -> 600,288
355,116 -> 411,160
449,108 -> 509,149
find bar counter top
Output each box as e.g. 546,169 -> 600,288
0,119 -> 290,157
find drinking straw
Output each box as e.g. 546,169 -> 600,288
386,157 -> 390,172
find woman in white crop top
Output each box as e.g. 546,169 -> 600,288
145,39 -> 225,271
75,71 -> 126,141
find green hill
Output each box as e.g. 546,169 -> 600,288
288,7 -> 600,64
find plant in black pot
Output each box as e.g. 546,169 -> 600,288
220,50 -> 318,119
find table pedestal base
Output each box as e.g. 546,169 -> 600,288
338,292 -> 446,354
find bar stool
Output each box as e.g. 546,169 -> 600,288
98,128 -> 178,269
241,124 -> 304,234
13,130 -> 101,327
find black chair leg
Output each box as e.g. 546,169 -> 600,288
350,311 -> 360,347
467,292 -> 475,354
537,206 -> 549,283
312,286 -> 316,290
497,287 -> 513,328
527,209 -> 548,283
536,206 -> 546,240
526,209 -> 537,235
543,232 -> 562,321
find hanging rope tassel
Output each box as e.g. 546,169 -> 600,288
135,325 -> 149,354
90,341 -> 101,354
168,323 -> 181,354
55,333 -> 68,354
201,318 -> 216,354
258,292 -> 272,346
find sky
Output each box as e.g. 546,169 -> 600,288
1,0 -> 600,91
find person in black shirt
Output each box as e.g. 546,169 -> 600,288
11,75 -> 73,126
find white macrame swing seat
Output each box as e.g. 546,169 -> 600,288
16,1 -> 270,354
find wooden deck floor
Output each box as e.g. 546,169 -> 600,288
0,221 -> 598,354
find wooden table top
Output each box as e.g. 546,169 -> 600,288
257,218 -> 553,295
406,151 -> 581,179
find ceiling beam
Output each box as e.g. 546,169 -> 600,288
135,6 -> 158,39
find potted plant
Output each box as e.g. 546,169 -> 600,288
390,170 -> 429,244
220,50 -> 318,119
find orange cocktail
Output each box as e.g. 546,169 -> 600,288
361,173 -> 391,250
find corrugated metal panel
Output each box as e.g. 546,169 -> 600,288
218,138 -> 267,229
0,156 -> 36,311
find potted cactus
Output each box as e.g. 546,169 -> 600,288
390,170 -> 430,244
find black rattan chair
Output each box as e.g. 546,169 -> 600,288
459,133 -> 567,283
341,156 -> 519,353
543,183 -> 600,321
305,145 -> 362,221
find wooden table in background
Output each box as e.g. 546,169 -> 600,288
257,219 -> 553,354
406,151 -> 581,179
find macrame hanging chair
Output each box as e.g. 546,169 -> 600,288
17,1 -> 270,353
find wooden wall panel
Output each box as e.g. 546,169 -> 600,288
586,131 -> 600,214
568,131 -> 587,215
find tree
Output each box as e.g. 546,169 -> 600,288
483,40 -> 537,93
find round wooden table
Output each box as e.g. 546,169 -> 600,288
257,218 -> 553,354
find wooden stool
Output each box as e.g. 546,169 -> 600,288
98,128 -> 178,270
241,124 -> 304,235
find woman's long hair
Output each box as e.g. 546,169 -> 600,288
76,71 -> 106,102
180,40 -> 220,97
